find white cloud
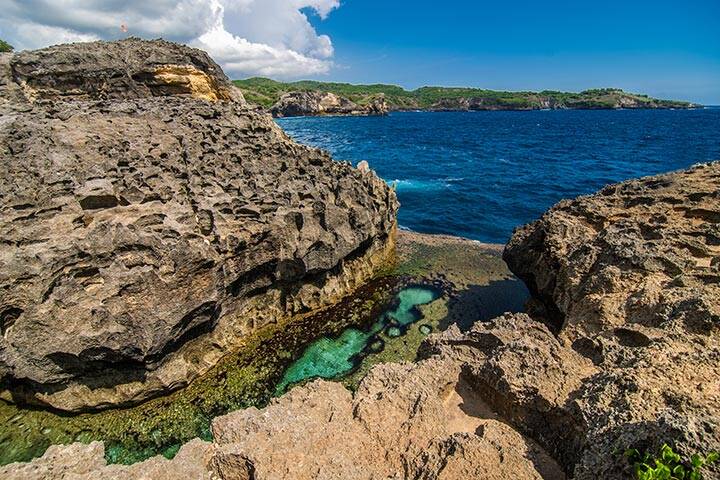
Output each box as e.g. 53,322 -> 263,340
0,0 -> 340,79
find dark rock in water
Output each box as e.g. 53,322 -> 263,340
0,39 -> 398,411
368,339 -> 385,353
270,91 -> 388,118
419,324 -> 432,335
385,326 -> 402,338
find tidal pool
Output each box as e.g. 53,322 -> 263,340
0,235 -> 526,467
277,286 -> 439,393
0,280 -> 446,467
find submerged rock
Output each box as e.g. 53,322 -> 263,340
270,91 -> 388,118
0,38 -> 398,411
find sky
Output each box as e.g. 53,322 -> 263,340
1,0 -> 719,103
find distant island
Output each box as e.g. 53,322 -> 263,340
233,77 -> 699,117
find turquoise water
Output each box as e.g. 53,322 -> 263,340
277,109 -> 720,243
277,286 -> 439,392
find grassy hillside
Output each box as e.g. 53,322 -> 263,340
233,78 -> 695,110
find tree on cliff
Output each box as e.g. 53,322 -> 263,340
0,40 -> 13,52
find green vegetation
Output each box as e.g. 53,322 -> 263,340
0,39 -> 13,53
233,77 -> 695,111
625,444 -> 719,480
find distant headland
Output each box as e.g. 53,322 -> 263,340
233,77 -> 700,117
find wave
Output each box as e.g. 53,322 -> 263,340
389,178 -> 453,191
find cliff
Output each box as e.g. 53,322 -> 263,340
3,161 -> 717,478
234,78 -> 699,112
0,38 -> 398,412
270,91 -> 388,117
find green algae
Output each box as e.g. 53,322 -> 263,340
0,277 -> 399,466
276,286 -> 439,393
0,234 -> 527,467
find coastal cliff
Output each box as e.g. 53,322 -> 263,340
234,78 -> 699,114
0,38 -> 398,412
270,91 -> 388,117
3,157 -> 717,479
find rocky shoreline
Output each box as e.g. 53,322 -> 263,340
0,38 -> 397,412
0,227 -> 526,468
0,39 -> 718,480
4,162 -> 719,479
270,91 -> 389,118
266,92 -> 699,118
233,78 -> 700,118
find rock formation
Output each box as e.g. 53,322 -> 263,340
426,93 -> 693,111
0,352 -> 565,480
0,38 -> 716,479
503,162 -> 720,478
270,91 -> 388,117
0,38 -> 398,412
6,164 -> 719,479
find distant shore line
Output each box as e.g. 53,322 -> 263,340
272,104 -> 706,119
234,77 -> 699,117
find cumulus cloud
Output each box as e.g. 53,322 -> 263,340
0,0 -> 340,78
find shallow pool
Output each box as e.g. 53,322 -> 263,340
277,286 -> 440,393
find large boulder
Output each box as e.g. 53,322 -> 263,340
6,37 -> 241,102
0,39 -> 398,411
502,163 -> 720,478
504,162 -> 720,338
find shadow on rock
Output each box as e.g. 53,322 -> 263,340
440,278 -> 529,331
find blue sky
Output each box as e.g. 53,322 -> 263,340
2,0 -> 718,103
305,0 -> 720,104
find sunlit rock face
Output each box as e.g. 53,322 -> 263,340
503,163 -> 720,478
270,91 -> 389,118
0,38 -> 398,412
6,38 -> 241,102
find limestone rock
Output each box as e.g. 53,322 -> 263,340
210,356 -> 562,480
270,91 -> 388,117
0,39 -> 398,411
503,163 -> 720,478
0,439 -> 214,480
8,37 -> 242,103
504,162 -> 720,338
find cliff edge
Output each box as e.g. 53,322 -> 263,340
270,91 -> 388,118
0,38 -> 398,412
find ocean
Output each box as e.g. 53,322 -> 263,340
277,108 -> 720,244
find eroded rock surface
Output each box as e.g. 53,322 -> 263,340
270,91 -> 388,118
6,37 -> 241,103
1,352 -> 564,480
0,39 -> 398,411
503,163 -> 720,478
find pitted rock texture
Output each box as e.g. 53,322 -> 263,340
504,162 -> 720,337
0,439 -> 215,480
270,91 -> 388,118
6,37 -> 242,103
0,354 -> 564,480
0,39 -> 398,411
7,159 -> 720,479
502,163 -> 720,478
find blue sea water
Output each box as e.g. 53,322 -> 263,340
277,109 -> 720,244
